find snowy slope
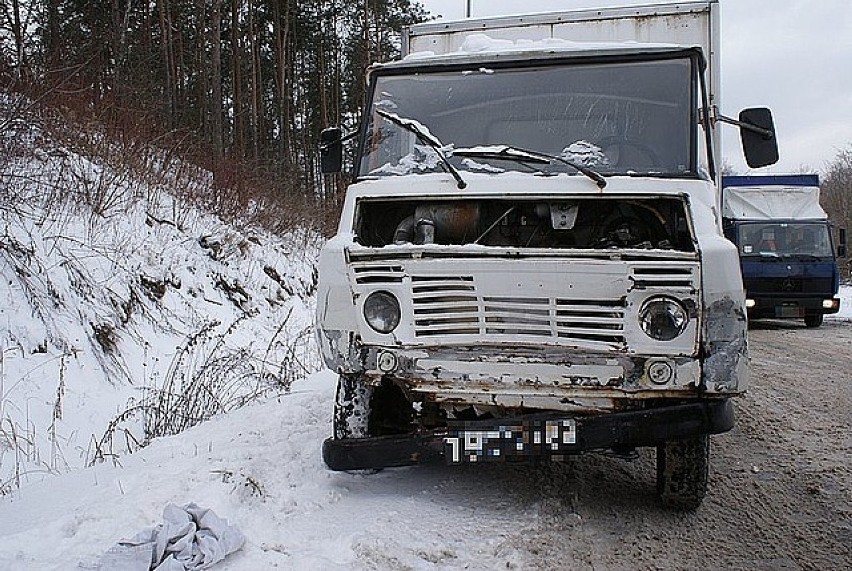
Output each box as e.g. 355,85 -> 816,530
0,105 -> 321,493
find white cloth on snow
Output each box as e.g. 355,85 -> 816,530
89,502 -> 244,570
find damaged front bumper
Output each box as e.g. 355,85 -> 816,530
322,398 -> 734,471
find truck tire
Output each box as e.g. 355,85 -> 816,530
656,435 -> 709,511
333,375 -> 374,440
804,312 -> 823,328
368,380 -> 415,436
333,376 -> 413,440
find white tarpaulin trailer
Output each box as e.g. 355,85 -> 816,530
721,184 -> 827,220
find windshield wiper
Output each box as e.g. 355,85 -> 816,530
451,145 -> 551,165
453,145 -> 607,189
375,109 -> 467,189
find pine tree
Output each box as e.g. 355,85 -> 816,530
20,0 -> 429,224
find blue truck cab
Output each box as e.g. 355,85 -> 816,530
721,175 -> 843,327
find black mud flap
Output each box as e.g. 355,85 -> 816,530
323,399 -> 735,472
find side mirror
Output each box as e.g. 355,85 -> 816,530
839,228 -> 847,258
739,107 -> 779,168
320,127 -> 343,174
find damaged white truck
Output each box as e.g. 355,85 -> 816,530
316,1 -> 779,509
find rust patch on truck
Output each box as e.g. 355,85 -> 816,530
702,297 -> 747,391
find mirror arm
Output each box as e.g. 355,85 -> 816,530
715,113 -> 775,140
320,129 -> 359,151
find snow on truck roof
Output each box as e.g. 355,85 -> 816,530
371,34 -> 703,72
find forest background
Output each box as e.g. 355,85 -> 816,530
1,0 -> 429,232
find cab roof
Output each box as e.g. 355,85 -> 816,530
370,37 -> 705,75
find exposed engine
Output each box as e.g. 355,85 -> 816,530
355,197 -> 694,251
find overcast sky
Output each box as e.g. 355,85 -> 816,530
416,0 -> 852,176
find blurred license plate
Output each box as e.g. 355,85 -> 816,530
776,306 -> 801,318
444,419 -> 577,464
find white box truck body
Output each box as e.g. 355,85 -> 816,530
403,1 -> 721,161
315,1 -> 778,509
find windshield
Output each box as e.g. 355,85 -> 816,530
358,57 -> 695,179
738,222 -> 833,257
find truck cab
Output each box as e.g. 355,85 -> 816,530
315,1 -> 778,510
722,175 -> 843,327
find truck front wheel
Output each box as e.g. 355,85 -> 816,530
333,375 -> 374,440
656,435 -> 709,510
804,312 -> 823,328
333,376 -> 414,440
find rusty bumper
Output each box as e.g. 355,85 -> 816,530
322,398 -> 734,471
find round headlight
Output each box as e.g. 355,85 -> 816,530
363,291 -> 401,334
639,297 -> 689,341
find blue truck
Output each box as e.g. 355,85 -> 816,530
722,175 -> 845,327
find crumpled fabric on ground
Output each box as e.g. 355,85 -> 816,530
90,502 -> 245,570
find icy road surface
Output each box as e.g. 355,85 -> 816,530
2,320 -> 851,570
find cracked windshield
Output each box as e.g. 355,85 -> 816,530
359,57 -> 694,178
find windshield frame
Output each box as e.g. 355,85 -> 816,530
354,49 -> 704,182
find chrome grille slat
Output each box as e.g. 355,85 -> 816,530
556,326 -> 624,336
353,264 -> 405,285
631,266 -> 697,289
415,316 -> 480,325
484,313 -> 551,323
410,274 -> 628,346
555,317 -> 622,327
351,262 -> 698,349
486,328 -> 554,336
414,304 -> 479,314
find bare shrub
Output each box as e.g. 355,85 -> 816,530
0,383 -> 66,495
91,322 -> 118,354
89,312 -> 318,466
821,146 -> 852,276
2,85 -> 338,237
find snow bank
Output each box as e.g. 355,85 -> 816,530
828,284 -> 852,321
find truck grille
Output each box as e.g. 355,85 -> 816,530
745,276 -> 833,295
349,258 -> 699,352
411,275 -> 625,348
